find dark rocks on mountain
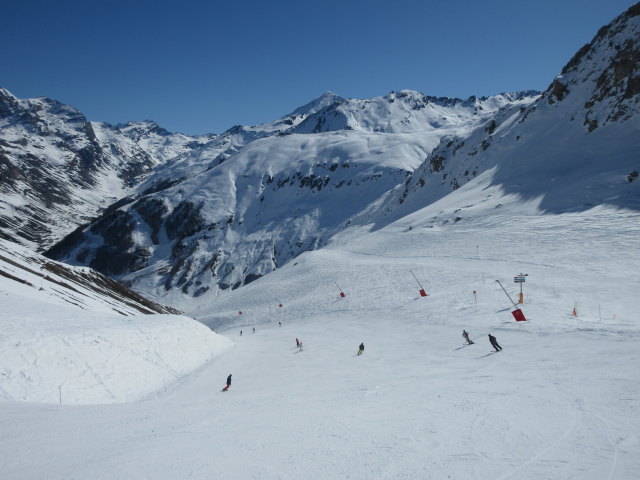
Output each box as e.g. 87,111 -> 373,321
141,177 -> 188,196
164,201 -> 205,241
547,79 -> 569,104
0,152 -> 22,185
244,273 -> 262,284
44,225 -> 87,259
165,239 -> 199,291
430,155 -> 445,173
628,170 -> 639,182
87,210 -> 139,275
299,174 -> 330,191
584,116 -> 599,132
133,197 -> 167,244
104,196 -> 136,215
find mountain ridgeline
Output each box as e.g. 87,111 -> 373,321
1,3 -> 638,305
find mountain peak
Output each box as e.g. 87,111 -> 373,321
0,86 -> 20,116
290,92 -> 345,117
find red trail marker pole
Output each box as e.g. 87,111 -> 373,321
496,280 -> 527,321
410,270 -> 428,297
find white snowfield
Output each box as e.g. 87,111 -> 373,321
1,174 -> 639,479
0,240 -> 233,404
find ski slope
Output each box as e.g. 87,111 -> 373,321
1,176 -> 639,479
0,239 -> 232,405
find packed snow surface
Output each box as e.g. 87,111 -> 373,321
0,239 -> 233,405
1,175 -> 639,479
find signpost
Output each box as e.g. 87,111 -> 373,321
514,273 -> 528,304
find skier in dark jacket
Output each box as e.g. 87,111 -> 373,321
488,334 -> 502,352
357,343 -> 365,355
462,330 -> 474,345
222,374 -> 232,391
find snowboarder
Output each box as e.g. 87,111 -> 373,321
488,334 -> 502,352
462,330 -> 474,345
222,374 -> 232,391
357,343 -> 365,355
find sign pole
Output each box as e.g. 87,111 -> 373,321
496,280 -> 519,309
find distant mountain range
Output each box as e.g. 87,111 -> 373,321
1,3 -> 638,307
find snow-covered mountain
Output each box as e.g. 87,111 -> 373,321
0,89 -> 210,251
390,4 -> 640,217
44,90 -> 538,301
292,89 -> 537,134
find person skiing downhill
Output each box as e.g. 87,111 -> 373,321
222,374 -> 232,391
357,343 -> 365,355
488,334 -> 502,352
462,330 -> 474,345
296,338 -> 300,347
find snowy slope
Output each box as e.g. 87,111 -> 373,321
0,238 -> 232,404
1,161 -> 638,479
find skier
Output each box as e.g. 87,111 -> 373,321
462,330 -> 474,345
240,330 -> 242,336
296,338 -> 300,347
488,334 -> 502,352
252,327 -> 255,333
279,322 -> 282,327
357,343 -> 365,355
222,374 -> 232,391
298,341 -> 304,351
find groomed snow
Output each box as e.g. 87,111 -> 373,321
1,175 -> 638,479
0,240 -> 233,405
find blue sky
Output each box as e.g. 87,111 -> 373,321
1,0 -> 636,134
